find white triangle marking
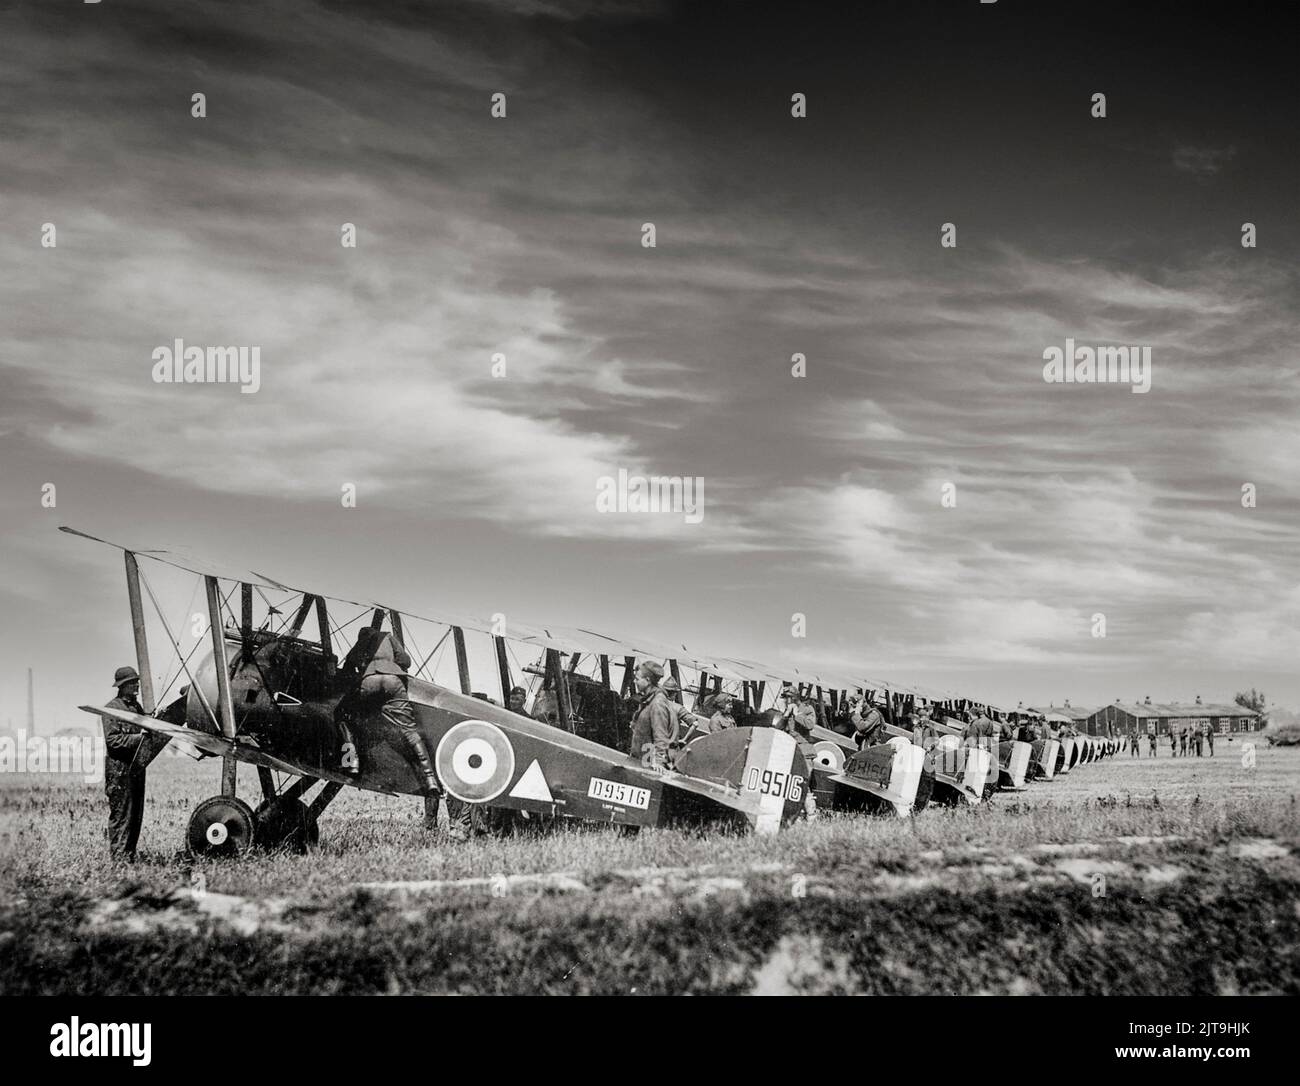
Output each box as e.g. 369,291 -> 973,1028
508,759 -> 553,803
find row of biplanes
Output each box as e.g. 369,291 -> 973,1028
67,527 -> 1118,855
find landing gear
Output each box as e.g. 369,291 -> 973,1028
187,795 -> 257,858
253,796 -> 319,853
186,774 -> 342,857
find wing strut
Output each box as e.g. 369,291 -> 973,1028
452,627 -> 472,694
123,551 -> 157,714
495,636 -> 513,703
204,575 -> 239,796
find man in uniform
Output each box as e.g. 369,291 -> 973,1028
350,626 -> 440,797
909,703 -> 938,747
850,696 -> 888,748
782,689 -> 818,737
629,661 -> 674,769
507,686 -> 528,715
961,710 -> 997,746
1206,722 -> 1215,756
100,666 -> 168,861
963,712 -> 1010,782
660,675 -> 693,739
707,693 -> 737,732
1179,728 -> 1188,757
1148,728 -> 1157,757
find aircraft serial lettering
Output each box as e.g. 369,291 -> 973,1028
744,766 -> 804,803
588,777 -> 651,809
849,758 -> 891,787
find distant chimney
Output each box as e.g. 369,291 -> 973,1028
1195,694 -> 1202,705
1144,695 -> 1151,705
1064,699 -> 1071,707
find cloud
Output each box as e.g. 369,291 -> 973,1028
1172,145 -> 1237,175
3,0 -> 1298,708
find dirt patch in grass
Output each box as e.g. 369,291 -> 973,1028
3,840 -> 1295,996
4,750 -> 1297,994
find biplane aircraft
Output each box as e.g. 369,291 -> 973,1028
65,527 -> 1092,856
66,528 -> 816,853
921,719 -> 993,805
799,727 -> 926,817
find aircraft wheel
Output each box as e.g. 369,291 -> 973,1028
253,797 -> 319,853
187,795 -> 256,858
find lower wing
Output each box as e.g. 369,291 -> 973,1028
81,705 -> 355,786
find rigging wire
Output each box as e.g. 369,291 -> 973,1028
414,628 -> 451,680
137,570 -> 222,733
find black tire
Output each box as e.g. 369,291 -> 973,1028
187,795 -> 256,858
253,797 -> 319,853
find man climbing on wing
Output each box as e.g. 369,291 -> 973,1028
346,626 -> 440,796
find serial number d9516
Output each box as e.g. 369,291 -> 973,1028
745,767 -> 805,803
587,777 -> 651,810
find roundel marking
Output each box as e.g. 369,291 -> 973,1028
435,720 -> 516,803
811,741 -> 845,771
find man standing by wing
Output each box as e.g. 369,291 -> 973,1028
100,666 -> 169,861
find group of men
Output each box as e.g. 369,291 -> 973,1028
99,623 -> 448,859
626,660 -> 737,769
844,693 -> 1042,751
1171,724 -> 1215,757
1126,724 -> 1216,757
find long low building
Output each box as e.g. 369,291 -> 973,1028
1084,696 -> 1260,737
1030,700 -> 1094,730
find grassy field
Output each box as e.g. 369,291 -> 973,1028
2,741 -> 1297,994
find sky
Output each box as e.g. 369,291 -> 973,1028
2,0 -> 1298,731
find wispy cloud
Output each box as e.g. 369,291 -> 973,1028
1173,145 -> 1237,175
2,0 -> 1298,722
